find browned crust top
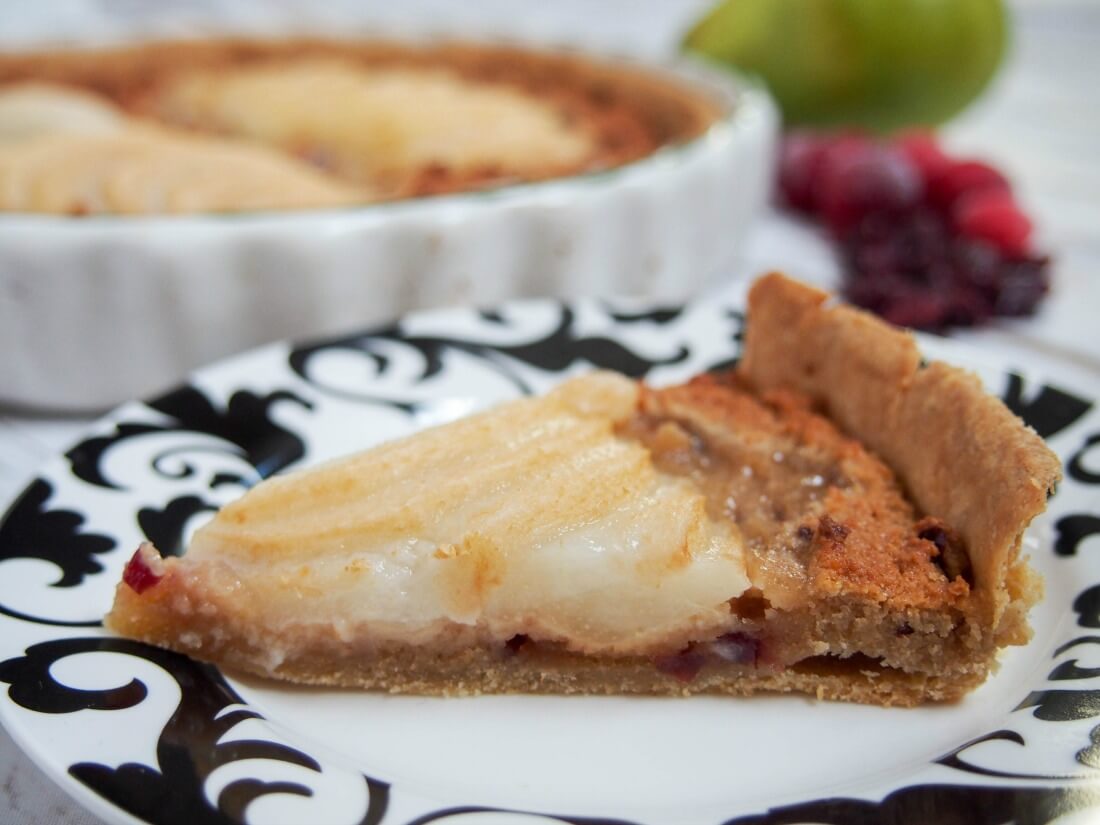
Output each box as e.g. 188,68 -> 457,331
636,374 -> 973,612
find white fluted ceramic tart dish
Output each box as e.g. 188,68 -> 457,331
0,36 -> 777,410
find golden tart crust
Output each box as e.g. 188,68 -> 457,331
739,273 -> 1059,643
105,274 -> 1061,706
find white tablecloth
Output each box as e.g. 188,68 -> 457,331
1,1 -> 1098,822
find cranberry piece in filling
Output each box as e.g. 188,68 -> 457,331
122,547 -> 163,594
918,525 -> 949,554
504,634 -> 530,655
710,632 -> 760,666
653,647 -> 707,683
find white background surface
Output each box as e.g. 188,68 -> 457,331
1,1 -> 1099,823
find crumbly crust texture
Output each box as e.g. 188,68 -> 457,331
105,274 -> 1061,705
739,274 -> 1061,639
632,375 -> 973,612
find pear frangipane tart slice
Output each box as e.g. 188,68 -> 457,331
107,274 -> 1060,706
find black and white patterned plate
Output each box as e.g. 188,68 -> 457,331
1,295 -> 1099,825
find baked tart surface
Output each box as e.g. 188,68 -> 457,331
106,275 -> 1061,705
0,39 -> 720,215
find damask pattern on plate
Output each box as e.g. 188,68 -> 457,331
0,296 -> 1098,825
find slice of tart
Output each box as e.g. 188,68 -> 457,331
105,274 -> 1061,705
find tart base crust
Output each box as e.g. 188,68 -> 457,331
259,647 -> 980,708
110,582 -> 994,707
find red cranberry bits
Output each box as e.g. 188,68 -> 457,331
778,130 -> 1050,331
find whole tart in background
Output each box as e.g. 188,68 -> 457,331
0,39 -> 722,214
0,37 -> 777,410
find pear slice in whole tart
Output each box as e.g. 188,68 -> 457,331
106,274 -> 1061,706
0,84 -> 365,215
0,38 -> 723,211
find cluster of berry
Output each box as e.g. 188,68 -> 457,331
777,131 -> 1049,330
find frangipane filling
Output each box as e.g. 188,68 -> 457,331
508,371 -> 976,686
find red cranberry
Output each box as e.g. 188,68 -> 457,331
918,524 -> 948,553
995,257 -> 1051,316
879,290 -> 953,330
805,133 -> 874,211
953,189 -> 1033,257
895,130 -> 950,182
504,634 -> 530,655
944,284 -> 994,328
777,131 -> 831,213
818,145 -> 923,235
892,208 -> 951,276
951,237 -> 1002,291
928,160 -> 1010,209
710,632 -> 759,665
653,647 -> 706,683
774,128 -> 1051,332
122,546 -> 163,594
845,270 -> 918,313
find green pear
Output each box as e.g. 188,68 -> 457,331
684,0 -> 1008,131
